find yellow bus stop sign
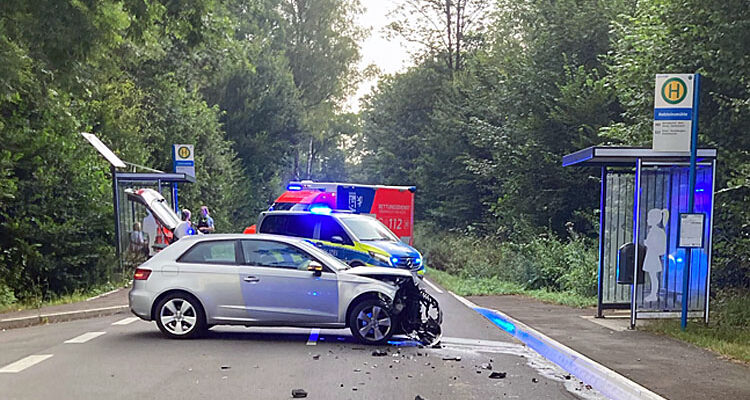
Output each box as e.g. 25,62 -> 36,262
661,78 -> 688,104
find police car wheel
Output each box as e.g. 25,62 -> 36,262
349,298 -> 394,345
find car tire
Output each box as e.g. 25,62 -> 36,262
155,293 -> 206,339
348,297 -> 395,345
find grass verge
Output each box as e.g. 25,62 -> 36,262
641,320 -> 750,364
427,268 -> 596,308
0,281 -> 128,315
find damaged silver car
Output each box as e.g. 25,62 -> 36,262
129,234 -> 441,345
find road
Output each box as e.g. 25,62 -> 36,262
0,281 -> 604,400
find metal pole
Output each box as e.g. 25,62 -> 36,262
112,166 -> 122,274
597,166 -> 608,318
682,73 -> 701,330
630,159 -> 642,329
703,159 -> 716,324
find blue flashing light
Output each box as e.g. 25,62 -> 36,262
391,257 -> 399,265
676,257 -> 684,263
187,227 -> 196,235
287,184 -> 303,191
309,205 -> 332,215
414,257 -> 422,265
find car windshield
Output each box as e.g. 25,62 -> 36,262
339,215 -> 399,242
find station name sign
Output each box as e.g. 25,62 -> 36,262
653,74 -> 696,152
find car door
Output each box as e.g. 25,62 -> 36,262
312,215 -> 357,263
238,239 -> 339,324
176,240 -> 250,323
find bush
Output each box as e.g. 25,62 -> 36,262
415,224 -> 598,297
0,281 -> 16,308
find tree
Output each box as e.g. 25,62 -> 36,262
386,0 -> 490,71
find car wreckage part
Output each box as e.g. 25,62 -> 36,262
393,278 -> 443,346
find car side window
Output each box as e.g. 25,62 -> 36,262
241,240 -> 316,271
178,241 -> 237,264
318,216 -> 352,245
259,215 -> 315,239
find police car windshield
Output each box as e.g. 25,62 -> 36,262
339,215 -> 398,242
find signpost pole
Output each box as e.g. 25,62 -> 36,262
682,73 -> 701,330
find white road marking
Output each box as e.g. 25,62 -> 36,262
448,291 -> 478,309
306,328 -> 320,345
448,290 -> 666,400
422,278 -> 444,294
64,331 -> 106,344
111,317 -> 140,326
0,355 -> 53,373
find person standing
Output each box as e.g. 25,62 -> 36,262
197,205 -> 215,234
174,208 -> 194,239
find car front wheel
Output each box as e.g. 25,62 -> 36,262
349,298 -> 394,345
155,293 -> 206,339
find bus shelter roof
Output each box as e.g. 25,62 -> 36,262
563,146 -> 717,167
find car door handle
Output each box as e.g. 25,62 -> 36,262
243,276 -> 260,283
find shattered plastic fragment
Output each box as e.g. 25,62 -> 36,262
489,371 -> 507,379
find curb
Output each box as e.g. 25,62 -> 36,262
448,291 -> 667,400
0,305 -> 129,330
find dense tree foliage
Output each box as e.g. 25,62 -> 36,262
0,0 -> 363,303
355,0 -> 749,291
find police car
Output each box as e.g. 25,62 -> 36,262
255,207 -> 425,276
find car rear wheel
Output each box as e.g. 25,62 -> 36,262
349,298 -> 394,345
155,293 -> 206,339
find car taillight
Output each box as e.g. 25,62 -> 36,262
133,268 -> 151,280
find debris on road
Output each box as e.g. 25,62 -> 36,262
220,365 -> 230,370
312,354 -> 320,360
441,356 -> 461,361
532,378 -> 539,383
415,396 -> 427,400
489,371 -> 507,379
291,389 -> 307,398
481,363 -> 493,370
372,349 -> 388,357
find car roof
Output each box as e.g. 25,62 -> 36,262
180,233 -> 311,244
261,210 -> 358,218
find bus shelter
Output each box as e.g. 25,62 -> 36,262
114,172 -> 194,273
563,147 -> 717,328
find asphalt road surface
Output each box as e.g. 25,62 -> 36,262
0,281 -> 605,400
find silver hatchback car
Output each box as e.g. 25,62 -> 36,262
129,234 -> 440,345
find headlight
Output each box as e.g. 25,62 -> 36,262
368,251 -> 392,266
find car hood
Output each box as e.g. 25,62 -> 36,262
361,239 -> 420,258
343,266 -> 414,279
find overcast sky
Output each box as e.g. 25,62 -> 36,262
346,0 -> 414,112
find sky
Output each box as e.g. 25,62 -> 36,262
346,0 -> 414,112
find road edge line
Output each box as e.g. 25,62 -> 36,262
0,305 -> 129,331
447,291 -> 666,400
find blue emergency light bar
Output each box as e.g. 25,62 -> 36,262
287,184 -> 304,191
309,205 -> 332,215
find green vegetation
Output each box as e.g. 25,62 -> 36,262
428,269 -> 596,309
0,280 -> 126,314
642,290 -> 750,363
0,0 -> 748,358
0,0 -> 364,307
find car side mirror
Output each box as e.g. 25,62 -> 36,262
331,235 -> 344,244
307,261 -> 324,276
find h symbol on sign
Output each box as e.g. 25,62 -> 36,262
668,82 -> 681,99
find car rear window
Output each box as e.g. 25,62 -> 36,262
259,215 -> 315,239
178,240 -> 237,264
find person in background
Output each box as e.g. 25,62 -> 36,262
174,208 -> 194,239
197,205 -> 215,234
128,222 -> 148,257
